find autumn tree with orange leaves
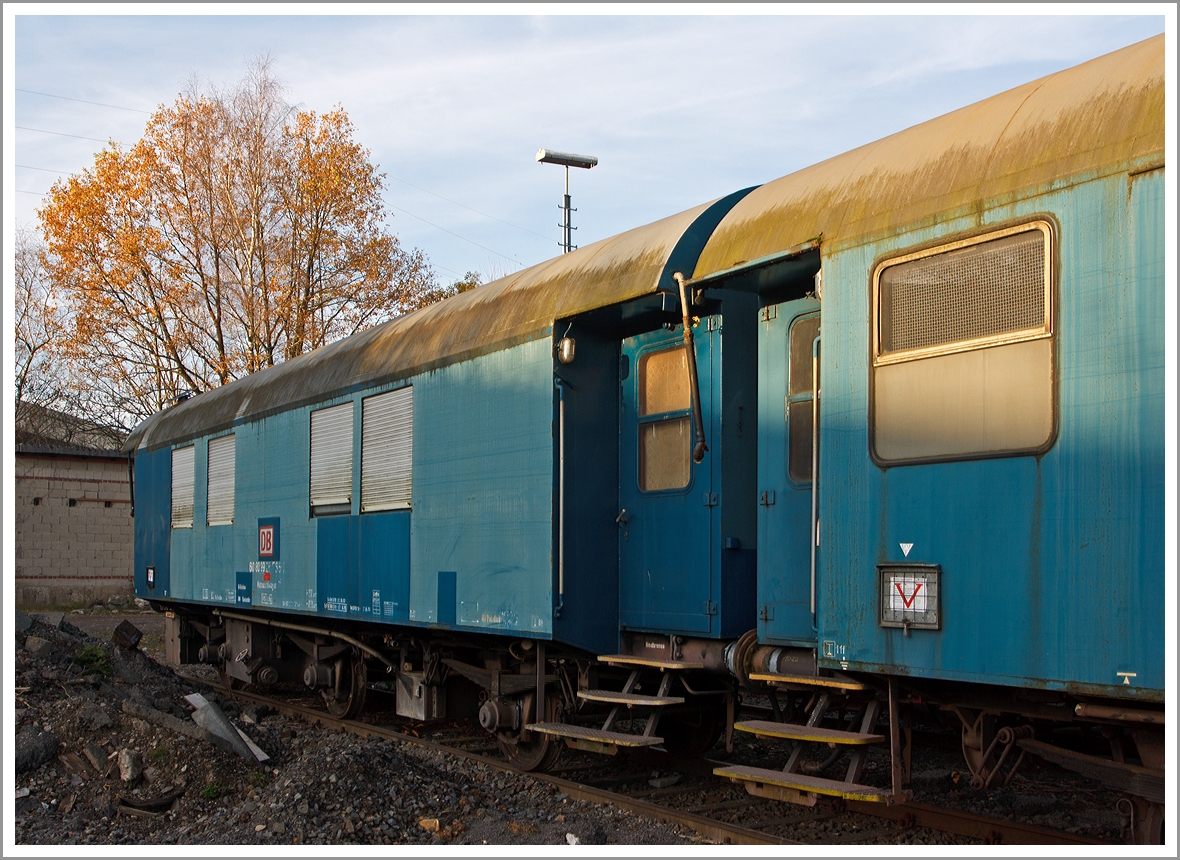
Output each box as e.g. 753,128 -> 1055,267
38,61 -> 436,430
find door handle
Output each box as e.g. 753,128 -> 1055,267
615,509 -> 629,525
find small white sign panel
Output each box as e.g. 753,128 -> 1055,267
900,542 -> 914,558
890,576 -> 927,613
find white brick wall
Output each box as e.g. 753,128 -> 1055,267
15,451 -> 134,608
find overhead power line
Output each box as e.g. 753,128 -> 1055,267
17,88 -> 151,114
17,125 -> 111,144
389,175 -> 551,243
388,204 -> 520,267
18,164 -> 78,176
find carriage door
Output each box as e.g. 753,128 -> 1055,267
758,299 -> 820,645
619,324 -> 715,635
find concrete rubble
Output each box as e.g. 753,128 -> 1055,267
12,609 -> 700,846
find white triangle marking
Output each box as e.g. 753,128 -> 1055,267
900,542 -> 913,558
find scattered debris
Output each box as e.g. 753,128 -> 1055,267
83,744 -> 110,775
185,693 -> 266,763
112,620 -> 143,650
15,728 -> 60,774
24,636 -> 55,660
118,749 -> 143,783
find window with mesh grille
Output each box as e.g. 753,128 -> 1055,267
206,434 -> 236,526
876,224 -> 1050,361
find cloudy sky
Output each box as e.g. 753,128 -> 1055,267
6,7 -> 1168,285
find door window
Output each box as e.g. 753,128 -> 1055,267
637,345 -> 692,491
788,315 -> 820,483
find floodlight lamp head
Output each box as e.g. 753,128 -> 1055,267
536,149 -> 598,170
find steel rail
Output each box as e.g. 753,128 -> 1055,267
223,686 -> 1106,847
226,688 -> 792,846
845,800 -> 1107,846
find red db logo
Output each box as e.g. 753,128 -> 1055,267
259,525 -> 275,557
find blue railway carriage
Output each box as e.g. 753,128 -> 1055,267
127,34 -> 1165,837
686,36 -> 1165,836
128,179 -> 764,768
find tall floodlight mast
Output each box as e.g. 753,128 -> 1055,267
536,149 -> 598,254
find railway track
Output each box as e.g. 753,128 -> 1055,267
221,685 -> 1109,846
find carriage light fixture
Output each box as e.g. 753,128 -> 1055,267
558,337 -> 576,365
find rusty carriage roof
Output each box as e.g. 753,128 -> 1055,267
692,35 -> 1164,281
125,193 -> 742,452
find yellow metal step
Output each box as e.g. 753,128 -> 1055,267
749,672 -> 866,691
735,720 -> 884,745
526,722 -> 663,748
598,654 -> 705,671
713,764 -> 892,802
577,690 -> 684,706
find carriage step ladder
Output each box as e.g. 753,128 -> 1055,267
526,654 -> 703,755
714,677 -> 911,806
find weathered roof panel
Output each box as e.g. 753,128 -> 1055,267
692,35 -> 1164,279
126,193 -> 740,452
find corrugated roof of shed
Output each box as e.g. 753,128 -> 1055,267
126,198 -> 718,451
692,35 -> 1164,279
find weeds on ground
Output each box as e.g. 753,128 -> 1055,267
73,645 -> 113,677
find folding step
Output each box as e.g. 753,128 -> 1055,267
713,764 -> 892,803
577,690 -> 685,706
749,671 -> 866,691
735,719 -> 884,745
526,722 -> 663,753
598,654 -> 705,671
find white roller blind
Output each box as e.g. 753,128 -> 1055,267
361,387 -> 413,512
171,445 -> 195,529
310,402 -> 354,508
206,434 -> 236,525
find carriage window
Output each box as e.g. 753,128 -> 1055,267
872,222 -> 1054,462
171,445 -> 194,529
361,387 -> 413,512
638,346 -> 691,491
788,314 -> 820,482
206,434 -> 236,526
639,346 -> 690,416
310,402 -> 354,515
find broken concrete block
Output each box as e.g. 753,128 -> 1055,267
15,729 -> 59,774
112,620 -> 142,650
24,636 -> 54,660
15,609 -> 33,634
77,703 -> 113,731
118,749 -> 142,783
36,612 -> 65,630
83,743 -> 109,775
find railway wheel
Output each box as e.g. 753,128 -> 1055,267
323,649 -> 367,720
498,691 -> 562,772
658,695 -> 727,758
